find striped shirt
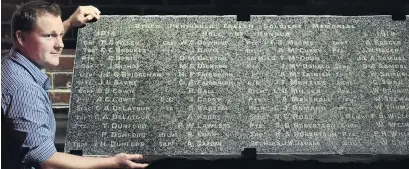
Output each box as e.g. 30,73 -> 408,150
2,48 -> 56,169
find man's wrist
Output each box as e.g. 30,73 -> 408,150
105,157 -> 120,168
63,19 -> 72,32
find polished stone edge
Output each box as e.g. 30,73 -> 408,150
79,154 -> 409,163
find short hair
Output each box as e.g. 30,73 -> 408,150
11,0 -> 61,42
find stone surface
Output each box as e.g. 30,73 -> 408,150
65,16 -> 409,156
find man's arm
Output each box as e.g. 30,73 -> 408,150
41,152 -> 148,169
6,86 -> 57,166
63,6 -> 101,33
6,82 -> 147,169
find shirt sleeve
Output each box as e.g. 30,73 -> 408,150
7,85 -> 57,166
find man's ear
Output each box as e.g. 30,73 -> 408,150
15,30 -> 25,46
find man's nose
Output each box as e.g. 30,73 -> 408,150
55,36 -> 64,49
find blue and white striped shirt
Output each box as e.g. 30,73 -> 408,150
2,48 -> 57,169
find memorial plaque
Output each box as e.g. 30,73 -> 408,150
65,16 -> 409,157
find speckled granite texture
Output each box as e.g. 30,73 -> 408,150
65,16 -> 409,156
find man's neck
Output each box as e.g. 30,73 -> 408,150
12,47 -> 44,69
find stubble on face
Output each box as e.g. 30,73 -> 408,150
23,13 -> 65,68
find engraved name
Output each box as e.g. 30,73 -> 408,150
290,79 -> 326,86
110,132 -> 146,138
373,88 -> 409,94
111,114 -> 150,120
110,141 -> 144,147
179,40 -> 228,46
287,71 -> 331,77
177,123 -> 230,129
195,140 -> 222,147
180,55 -> 228,61
292,105 -> 326,112
312,24 -> 355,29
292,122 -> 333,129
291,96 -> 331,103
189,72 -> 233,78
293,131 -> 337,138
111,123 -> 147,129
97,106 -> 150,111
187,80 -> 236,87
251,140 -> 320,146
96,97 -> 136,103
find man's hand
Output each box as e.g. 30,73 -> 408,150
112,153 -> 149,169
42,152 -> 149,169
66,5 -> 101,28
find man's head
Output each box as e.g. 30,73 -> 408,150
11,0 -> 64,68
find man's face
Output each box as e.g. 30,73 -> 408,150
21,13 -> 64,68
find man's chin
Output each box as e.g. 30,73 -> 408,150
44,61 -> 60,69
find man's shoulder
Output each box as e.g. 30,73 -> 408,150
2,56 -> 42,94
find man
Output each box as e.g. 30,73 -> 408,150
1,1 -> 148,168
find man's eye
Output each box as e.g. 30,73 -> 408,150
44,34 -> 54,38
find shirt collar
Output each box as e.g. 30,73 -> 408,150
8,48 -> 51,90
